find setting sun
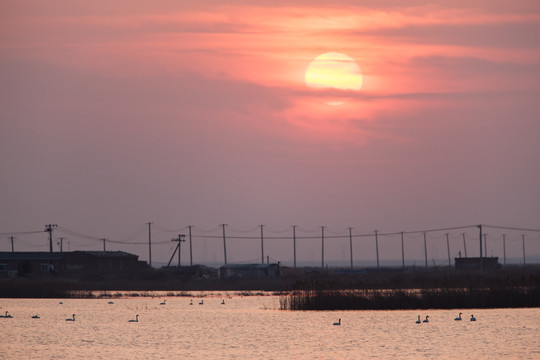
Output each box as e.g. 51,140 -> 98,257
304,52 -> 363,90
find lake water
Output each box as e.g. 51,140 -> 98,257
1,293 -> 539,359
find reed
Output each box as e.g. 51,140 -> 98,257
279,286 -> 540,310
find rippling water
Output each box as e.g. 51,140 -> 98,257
1,293 -> 539,359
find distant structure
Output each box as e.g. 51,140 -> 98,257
455,257 -> 499,271
219,263 -> 281,280
0,251 -> 148,278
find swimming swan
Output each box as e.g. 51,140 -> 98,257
1,311 -> 12,318
221,299 -> 225,305
66,314 -> 76,321
423,316 -> 429,323
189,299 -> 193,305
470,315 -> 476,321
160,299 -> 166,305
333,319 -> 341,326
199,300 -> 204,305
129,315 -> 139,322
455,313 -> 462,321
31,315 -> 40,319
415,315 -> 421,324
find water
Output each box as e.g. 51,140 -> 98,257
1,294 -> 539,359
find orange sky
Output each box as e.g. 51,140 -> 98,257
1,1 -> 539,265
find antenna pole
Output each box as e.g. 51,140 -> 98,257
221,224 -> 228,265
45,224 -> 57,253
147,222 -> 153,267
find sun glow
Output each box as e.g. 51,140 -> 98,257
304,52 -> 363,90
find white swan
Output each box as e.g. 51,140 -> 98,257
66,314 -> 76,321
470,314 -> 476,321
129,315 -> 139,323
199,300 -> 204,305
415,315 -> 421,324
455,313 -> 462,321
160,299 -> 166,305
423,316 -> 429,323
31,315 -> 40,319
333,318 -> 341,326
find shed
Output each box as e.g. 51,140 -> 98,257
219,263 -> 281,280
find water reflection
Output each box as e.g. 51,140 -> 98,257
0,293 -> 539,359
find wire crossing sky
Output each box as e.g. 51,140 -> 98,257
1,1 -> 539,266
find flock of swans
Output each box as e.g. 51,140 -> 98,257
414,313 -> 476,323
332,313 -> 478,326
0,298 -> 226,323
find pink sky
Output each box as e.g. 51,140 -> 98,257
1,0 -> 539,266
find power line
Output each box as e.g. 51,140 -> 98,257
484,224 -> 540,233
0,230 -> 44,236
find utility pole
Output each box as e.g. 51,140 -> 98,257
9,236 -> 16,252
502,234 -> 506,265
101,238 -> 107,252
375,230 -> 380,269
400,231 -> 405,268
147,222 -> 153,267
45,224 -> 57,253
171,234 -> 186,268
260,225 -> 265,264
521,234 -> 526,265
292,225 -> 297,270
462,233 -> 468,257
483,234 -> 488,257
478,224 -> 483,271
188,225 -> 193,266
58,237 -> 65,253
321,226 -> 325,269
446,233 -> 451,266
348,227 -> 353,269
423,232 -> 428,268
221,224 -> 228,265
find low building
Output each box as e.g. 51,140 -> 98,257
455,257 -> 499,271
219,263 -> 281,280
0,252 -> 62,277
62,251 -> 148,276
0,251 -> 148,278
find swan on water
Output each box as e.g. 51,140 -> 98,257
108,301 -> 114,304
31,315 -> 40,319
160,299 -> 166,305
129,315 -> 139,323
66,314 -> 76,321
470,315 -> 476,321
455,313 -> 462,321
189,299 -> 193,305
199,300 -> 204,305
221,299 -> 225,305
415,315 -> 421,324
1,311 -> 12,318
333,319 -> 341,326
423,316 -> 429,323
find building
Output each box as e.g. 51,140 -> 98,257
219,263 -> 281,280
0,252 -> 62,277
0,251 -> 148,278
455,257 -> 499,271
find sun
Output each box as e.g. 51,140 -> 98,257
304,52 -> 363,91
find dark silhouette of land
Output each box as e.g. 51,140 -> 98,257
1,264 -> 539,310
